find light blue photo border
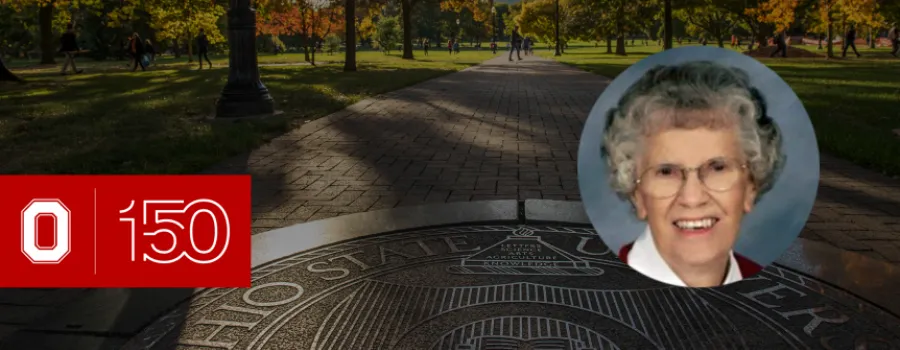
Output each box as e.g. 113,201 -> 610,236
577,46 -> 820,266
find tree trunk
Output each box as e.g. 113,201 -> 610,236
311,44 -> 316,65
616,35 -> 626,55
39,3 -> 55,64
663,0 -> 672,49
606,36 -> 613,53
400,0 -> 414,59
868,27 -> 875,48
187,31 -> 195,62
615,10 -> 626,56
717,37 -> 724,47
826,19 -> 834,58
173,39 -> 181,58
344,0 -> 357,71
756,23 -> 770,48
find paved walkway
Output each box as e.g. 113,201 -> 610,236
3,54 -> 900,347
212,55 -> 598,227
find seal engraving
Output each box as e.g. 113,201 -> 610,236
124,225 -> 900,350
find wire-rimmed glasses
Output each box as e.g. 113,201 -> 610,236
635,158 -> 749,198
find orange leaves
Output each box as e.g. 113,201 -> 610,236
257,0 -> 344,37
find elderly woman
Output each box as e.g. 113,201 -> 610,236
602,61 -> 785,288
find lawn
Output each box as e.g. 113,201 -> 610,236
539,42 -> 900,178
0,49 -> 499,174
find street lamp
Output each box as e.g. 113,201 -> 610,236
215,0 -> 276,119
491,6 -> 496,42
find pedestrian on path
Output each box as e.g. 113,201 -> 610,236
842,24 -> 861,58
59,23 -> 84,75
888,23 -> 899,57
509,26 -> 522,61
769,31 -> 787,58
523,37 -> 531,56
453,41 -> 460,54
490,40 -> 497,54
423,38 -> 429,56
129,32 -> 147,71
196,29 -> 213,69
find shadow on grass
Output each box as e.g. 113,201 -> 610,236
0,64 -> 464,175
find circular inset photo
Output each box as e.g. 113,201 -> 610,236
578,46 -> 819,288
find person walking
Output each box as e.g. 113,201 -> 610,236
422,38 -> 429,56
508,26 -> 522,61
129,32 -> 147,71
842,24 -> 861,58
522,37 -> 531,56
769,30 -> 787,58
59,23 -> 84,75
196,28 -> 213,69
888,23 -> 899,57
490,40 -> 497,54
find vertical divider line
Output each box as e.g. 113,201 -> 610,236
94,188 -> 97,275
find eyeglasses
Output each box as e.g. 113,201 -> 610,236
635,158 -> 748,199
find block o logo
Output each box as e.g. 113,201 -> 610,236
21,199 -> 72,264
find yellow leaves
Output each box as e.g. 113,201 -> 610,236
516,0 -> 558,42
439,0 -> 494,24
837,0 -> 883,26
753,0 -> 799,31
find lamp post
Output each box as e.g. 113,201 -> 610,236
554,0 -> 560,56
215,0 -> 276,119
491,6 -> 497,42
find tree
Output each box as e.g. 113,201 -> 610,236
748,0 -> 799,35
398,0 -> 422,59
325,33 -> 341,53
517,0 -> 559,46
305,5 -> 343,65
258,0 -> 342,64
375,15 -> 402,54
676,0 -> 739,47
838,0 -> 882,48
146,0 -> 225,62
805,0 -> 840,57
880,0 -> 900,25
567,0 -> 609,45
663,0 -> 672,48
344,0 -> 356,71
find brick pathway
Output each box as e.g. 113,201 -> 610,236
209,55 -> 600,229
3,54 -> 900,347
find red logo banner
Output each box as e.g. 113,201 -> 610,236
0,175 -> 251,288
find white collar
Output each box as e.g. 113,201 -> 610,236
627,226 -> 743,287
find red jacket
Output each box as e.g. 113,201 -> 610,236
617,242 -> 763,278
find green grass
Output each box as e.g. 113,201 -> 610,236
0,49 -> 499,174
539,42 -> 900,178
